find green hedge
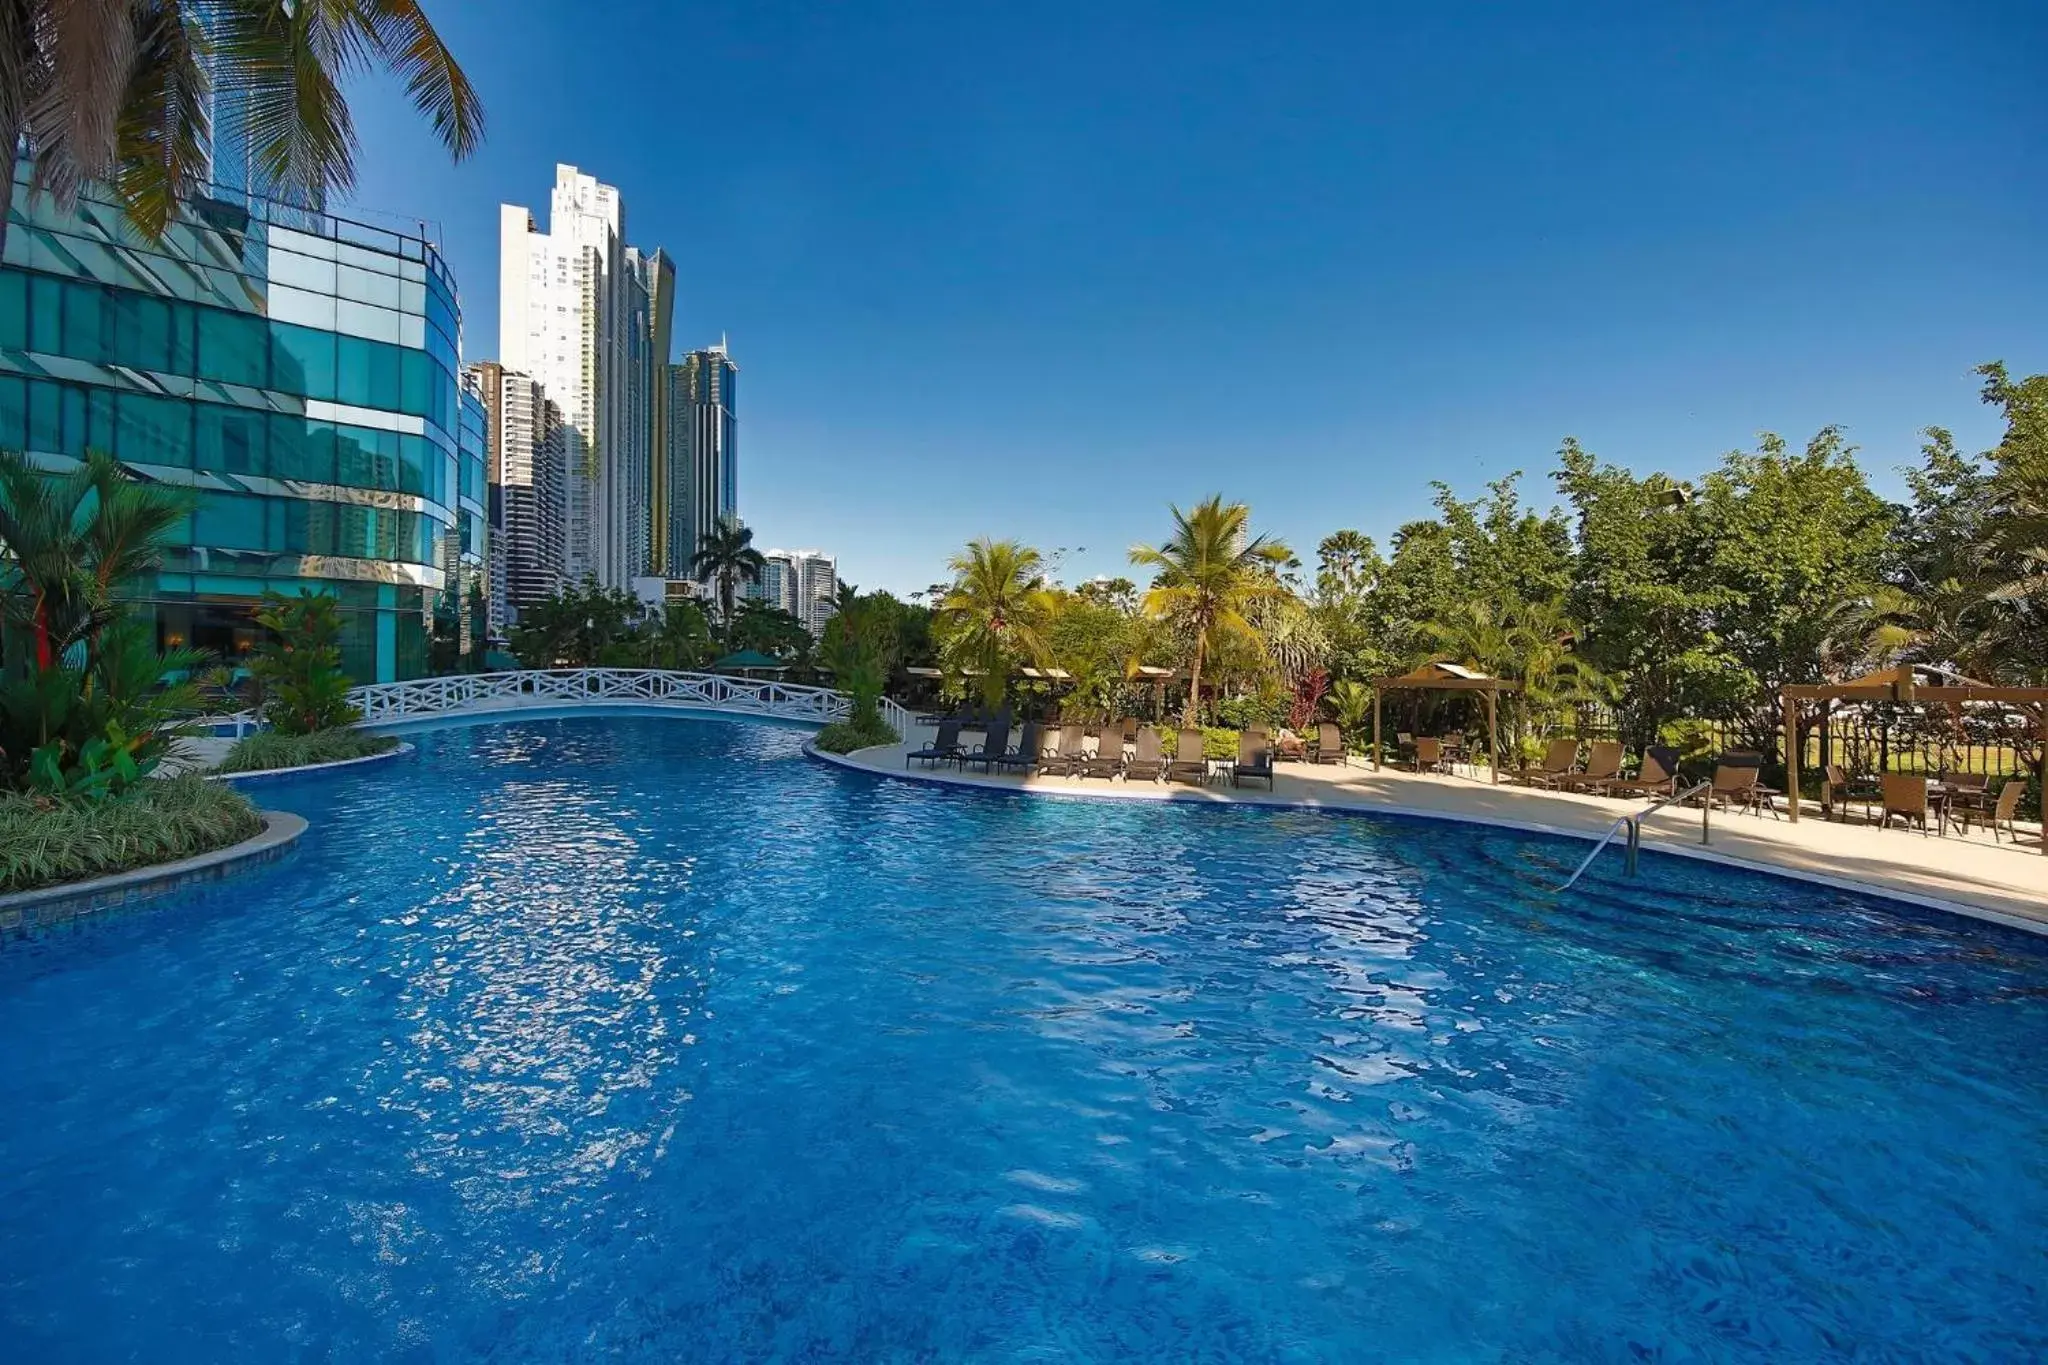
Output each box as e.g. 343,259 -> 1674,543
213,728 -> 399,774
1,776 -> 264,894
814,714 -> 900,754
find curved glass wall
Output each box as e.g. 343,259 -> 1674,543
0,171 -> 466,682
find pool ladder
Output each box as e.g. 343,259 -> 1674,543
1556,780 -> 1714,892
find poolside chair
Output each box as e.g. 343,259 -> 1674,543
1274,728 -> 1308,762
961,717 -> 1012,772
1551,740 -> 1624,791
905,719 -> 965,769
1989,779 -> 2026,844
1601,745 -> 1680,799
1039,723 -> 1087,777
1080,726 -> 1127,780
1409,736 -> 1447,774
1691,752 -> 1779,818
1822,763 -> 1874,823
1520,738 -> 1581,788
1312,722 -> 1345,765
1879,773 -> 1931,835
993,721 -> 1041,776
1168,728 -> 1209,784
1125,727 -> 1166,782
1232,731 -> 1275,789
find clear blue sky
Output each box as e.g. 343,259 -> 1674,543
344,0 -> 2047,596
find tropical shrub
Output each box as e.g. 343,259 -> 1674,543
0,449 -> 202,798
821,594 -> 897,727
214,728 -> 398,774
0,775 -> 262,894
249,590 -> 360,735
814,713 -> 899,754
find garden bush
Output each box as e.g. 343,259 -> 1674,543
214,728 -> 399,774
0,775 -> 263,894
813,714 -> 899,754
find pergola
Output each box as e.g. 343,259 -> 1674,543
1372,662 -> 1521,785
1782,664 -> 2048,851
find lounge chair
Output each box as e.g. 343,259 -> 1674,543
1551,740 -> 1624,791
1700,758 -> 1777,818
993,721 -> 1040,775
1232,732 -> 1274,789
1312,722 -> 1345,765
1125,727 -> 1166,782
1274,728 -> 1308,762
1880,773 -> 1930,835
1081,726 -> 1126,780
961,718 -> 1012,772
1039,723 -> 1087,777
1167,728 -> 1209,784
1821,763 -> 1874,822
1410,736 -> 1447,774
1519,738 -> 1581,788
905,719 -> 965,769
1600,745 -> 1680,799
1989,779 -> 2026,844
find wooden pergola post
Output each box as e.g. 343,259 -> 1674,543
1486,689 -> 1499,785
1372,686 -> 1382,772
1784,685 -> 1800,824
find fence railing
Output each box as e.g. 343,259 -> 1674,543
234,670 -> 912,742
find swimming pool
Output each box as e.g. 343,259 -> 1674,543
2,715 -> 2043,1360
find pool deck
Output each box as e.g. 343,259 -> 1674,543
830,732 -> 2048,933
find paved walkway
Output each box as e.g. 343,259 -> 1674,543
828,733 -> 2048,933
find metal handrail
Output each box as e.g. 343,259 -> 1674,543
1555,779 -> 1714,891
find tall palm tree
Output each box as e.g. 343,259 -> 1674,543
690,516 -> 767,630
2,0 -> 483,250
936,538 -> 1054,710
1129,497 -> 1292,724
0,448 -> 188,669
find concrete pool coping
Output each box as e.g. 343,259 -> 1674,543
807,740 -> 2048,938
0,811 -> 308,933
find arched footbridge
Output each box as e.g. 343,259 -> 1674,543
255,669 -> 913,740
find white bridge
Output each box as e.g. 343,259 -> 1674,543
281,669 -> 910,740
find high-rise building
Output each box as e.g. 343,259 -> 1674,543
499,166 -> 630,588
465,361 -> 566,620
747,548 -> 838,638
1,166 -> 469,681
667,343 -> 738,573
639,250 -> 679,574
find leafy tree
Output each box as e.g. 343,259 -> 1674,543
1129,497 -> 1292,724
690,516 -> 766,631
509,578 -> 641,667
4,0 -> 483,251
820,592 -> 898,727
935,538 -> 1055,710
249,589 -> 359,735
727,600 -> 811,664
637,599 -> 713,670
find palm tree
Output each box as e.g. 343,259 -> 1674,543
2,0 -> 483,250
690,516 -> 767,631
1129,497 -> 1292,724
936,538 -> 1054,710
0,448 -> 189,669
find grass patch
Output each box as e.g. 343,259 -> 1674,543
214,727 -> 399,774
1,776 -> 264,895
814,713 -> 900,754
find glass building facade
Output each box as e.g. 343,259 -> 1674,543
0,169 -> 473,682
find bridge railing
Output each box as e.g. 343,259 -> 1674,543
234,669 -> 913,742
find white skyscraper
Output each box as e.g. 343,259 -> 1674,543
499,166 -> 633,588
748,548 -> 839,638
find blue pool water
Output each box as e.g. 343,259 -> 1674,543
2,715 -> 2044,1362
